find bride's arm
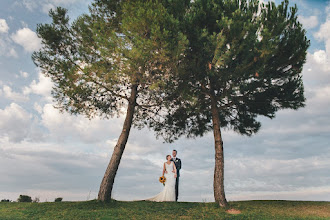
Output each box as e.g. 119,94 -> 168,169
163,163 -> 166,176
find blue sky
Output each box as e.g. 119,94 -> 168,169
0,0 -> 330,202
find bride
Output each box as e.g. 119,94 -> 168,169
147,155 -> 177,202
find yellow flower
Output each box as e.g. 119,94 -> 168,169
159,176 -> 166,185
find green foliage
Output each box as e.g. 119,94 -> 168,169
32,1 -> 187,121
54,197 -> 63,202
152,0 -> 310,142
0,200 -> 329,219
17,195 -> 32,202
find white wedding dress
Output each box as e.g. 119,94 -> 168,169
147,161 -> 176,202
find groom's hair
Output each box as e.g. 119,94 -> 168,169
173,149 -> 177,153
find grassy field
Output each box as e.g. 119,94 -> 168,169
0,200 -> 329,219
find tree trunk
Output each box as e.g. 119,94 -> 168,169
210,93 -> 228,207
98,84 -> 138,202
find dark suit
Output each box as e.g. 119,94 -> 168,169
171,157 -> 181,201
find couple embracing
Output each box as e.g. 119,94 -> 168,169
147,150 -> 181,202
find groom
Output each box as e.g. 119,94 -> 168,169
171,149 -> 181,201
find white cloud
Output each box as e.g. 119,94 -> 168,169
20,70 -> 29,78
306,85 -> 330,112
303,53 -> 330,85
23,71 -> 52,100
11,27 -> 41,52
0,103 -> 33,142
22,0 -> 38,11
226,156 -> 330,179
18,0 -> 89,14
326,4 -> 330,17
0,140 -> 108,202
312,50 -> 327,64
255,83 -> 330,137
2,85 -> 29,102
42,3 -> 55,14
311,49 -> 330,72
227,186 -> 330,201
40,103 -> 123,143
20,70 -> 124,144
8,48 -> 18,58
34,102 -> 43,114
0,190 -> 93,203
312,13 -> 330,71
0,37 -> 18,58
50,0 -> 80,4
298,15 -> 318,29
0,19 -> 9,33
314,19 -> 330,42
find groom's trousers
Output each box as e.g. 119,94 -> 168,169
175,177 -> 179,201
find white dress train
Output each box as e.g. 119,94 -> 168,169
147,161 -> 176,202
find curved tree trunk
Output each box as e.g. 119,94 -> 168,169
98,84 -> 138,202
210,93 -> 228,207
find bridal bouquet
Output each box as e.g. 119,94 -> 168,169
159,176 -> 166,186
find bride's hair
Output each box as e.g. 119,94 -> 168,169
166,155 -> 171,160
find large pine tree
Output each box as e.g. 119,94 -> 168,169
151,0 -> 310,207
32,0 -> 188,202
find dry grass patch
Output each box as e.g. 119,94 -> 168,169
226,208 -> 241,214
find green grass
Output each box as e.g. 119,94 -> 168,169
0,200 -> 329,220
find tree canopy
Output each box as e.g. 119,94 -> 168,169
154,0 -> 309,141
33,1 -> 187,120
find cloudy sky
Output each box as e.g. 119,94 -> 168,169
0,0 -> 330,203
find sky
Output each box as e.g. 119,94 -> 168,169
0,0 -> 330,203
